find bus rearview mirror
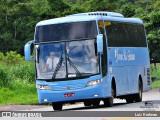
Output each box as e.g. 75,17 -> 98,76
24,40 -> 34,61
97,34 -> 103,53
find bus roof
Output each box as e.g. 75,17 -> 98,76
36,12 -> 143,26
67,11 -> 124,17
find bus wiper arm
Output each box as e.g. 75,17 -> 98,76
66,55 -> 82,78
52,53 -> 64,79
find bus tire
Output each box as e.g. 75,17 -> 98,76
135,80 -> 143,102
92,100 -> 100,106
103,83 -> 114,107
84,101 -> 92,107
103,97 -> 113,107
52,102 -> 63,111
126,96 -> 134,103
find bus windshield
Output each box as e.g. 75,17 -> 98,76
36,39 -> 99,80
35,21 -> 97,43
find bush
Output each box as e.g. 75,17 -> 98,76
151,63 -> 160,78
0,51 -> 35,88
0,52 -> 4,61
11,62 -> 35,82
5,51 -> 23,65
10,79 -> 36,91
0,65 -> 11,87
0,51 -> 37,105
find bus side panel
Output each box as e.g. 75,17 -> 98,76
108,47 -> 150,96
110,66 -> 138,96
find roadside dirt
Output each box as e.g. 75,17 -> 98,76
0,105 -> 48,111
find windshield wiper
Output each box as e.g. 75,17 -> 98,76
51,53 -> 82,80
66,55 -> 82,78
52,53 -> 64,79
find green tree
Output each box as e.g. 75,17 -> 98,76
120,3 -> 135,17
0,0 -> 160,63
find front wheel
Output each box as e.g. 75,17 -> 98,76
103,97 -> 113,107
92,100 -> 100,106
103,84 -> 114,107
52,102 -> 63,111
84,101 -> 92,107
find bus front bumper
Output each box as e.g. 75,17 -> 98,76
37,83 -> 111,104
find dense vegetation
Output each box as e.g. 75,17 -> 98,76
0,0 -> 160,105
0,51 -> 37,105
0,0 -> 160,61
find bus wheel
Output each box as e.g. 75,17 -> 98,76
92,100 -> 100,106
103,97 -> 113,107
103,85 -> 114,107
52,102 -> 63,111
135,80 -> 142,102
84,101 -> 92,107
126,96 -> 134,103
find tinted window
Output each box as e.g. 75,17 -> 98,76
35,21 -> 97,43
105,22 -> 147,47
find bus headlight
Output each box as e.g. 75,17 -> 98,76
87,79 -> 103,87
36,85 -> 51,90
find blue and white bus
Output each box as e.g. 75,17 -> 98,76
25,11 -> 151,110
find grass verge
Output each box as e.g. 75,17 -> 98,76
151,80 -> 160,89
0,79 -> 38,105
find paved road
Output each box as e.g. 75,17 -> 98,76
26,88 -> 160,112
21,88 -> 160,120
